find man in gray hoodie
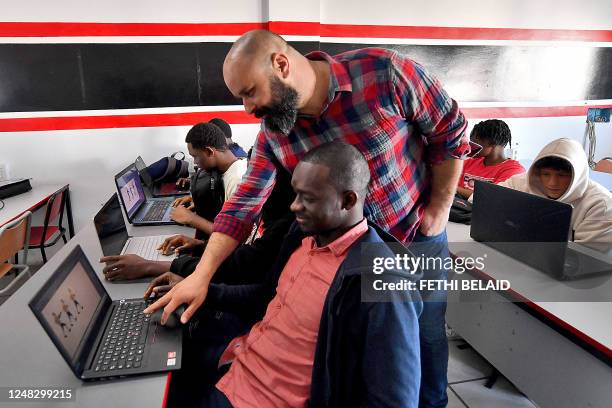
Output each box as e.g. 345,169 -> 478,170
498,138 -> 612,246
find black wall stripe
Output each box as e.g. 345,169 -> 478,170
0,41 -> 319,112
0,41 -> 610,113
322,43 -> 612,103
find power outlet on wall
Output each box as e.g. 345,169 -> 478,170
511,148 -> 519,161
0,163 -> 8,181
505,144 -> 519,161
587,108 -> 611,123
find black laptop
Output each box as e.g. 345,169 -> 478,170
471,181 -> 612,280
29,245 -> 182,380
114,163 -> 176,226
94,194 -> 176,262
135,156 -> 189,198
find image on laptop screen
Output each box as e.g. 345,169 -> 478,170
30,250 -> 107,366
116,168 -> 146,219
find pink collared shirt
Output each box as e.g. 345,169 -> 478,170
216,219 -> 369,407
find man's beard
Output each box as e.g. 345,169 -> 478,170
255,76 -> 299,134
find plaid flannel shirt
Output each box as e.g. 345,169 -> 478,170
214,47 -> 474,243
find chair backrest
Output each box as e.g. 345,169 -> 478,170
0,211 -> 31,264
45,189 -> 66,226
594,158 -> 612,174
591,169 -> 612,191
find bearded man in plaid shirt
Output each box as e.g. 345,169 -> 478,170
147,30 -> 477,408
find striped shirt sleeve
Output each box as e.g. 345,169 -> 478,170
390,52 -> 475,164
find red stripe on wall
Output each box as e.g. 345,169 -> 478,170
0,105 -> 610,132
319,23 -> 612,42
462,104 -> 612,119
0,22 -> 266,37
0,21 -> 611,42
0,21 -> 317,37
267,21 -> 321,36
0,111 -> 259,132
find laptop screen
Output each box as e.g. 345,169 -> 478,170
29,246 -> 110,375
116,165 -> 146,220
471,181 -> 573,277
471,181 -> 573,243
94,194 -> 129,256
134,156 -> 154,188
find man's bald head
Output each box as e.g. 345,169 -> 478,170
225,30 -> 291,66
223,30 -> 305,134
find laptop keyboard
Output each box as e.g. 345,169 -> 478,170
142,201 -> 170,222
125,236 -> 171,261
93,300 -> 151,373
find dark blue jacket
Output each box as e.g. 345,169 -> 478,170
309,223 -> 422,407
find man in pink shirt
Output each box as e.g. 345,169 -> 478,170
162,141 -> 422,407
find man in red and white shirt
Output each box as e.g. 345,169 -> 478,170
457,119 -> 525,199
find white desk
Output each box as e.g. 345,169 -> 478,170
0,182 -> 75,237
446,222 -> 612,408
0,217 -> 193,408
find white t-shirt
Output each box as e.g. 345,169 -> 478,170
222,158 -> 248,201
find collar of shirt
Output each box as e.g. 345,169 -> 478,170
302,51 -> 353,117
302,218 -> 368,257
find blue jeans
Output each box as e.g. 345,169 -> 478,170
410,230 -> 450,408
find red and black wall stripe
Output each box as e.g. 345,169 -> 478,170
1,40 -> 611,113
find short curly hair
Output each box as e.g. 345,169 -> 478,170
208,117 -> 232,139
185,122 -> 228,151
470,119 -> 512,147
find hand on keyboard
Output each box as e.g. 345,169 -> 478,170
143,272 -> 185,299
170,205 -> 195,225
100,254 -> 154,281
158,234 -> 207,255
176,177 -> 191,191
172,195 -> 194,210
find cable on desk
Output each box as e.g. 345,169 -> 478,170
0,199 -> 4,210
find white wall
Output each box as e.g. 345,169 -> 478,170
265,0 -> 320,22
1,121 -> 262,229
0,0 -> 263,23
6,0 -> 610,29
321,0 -> 612,30
466,115 -> 612,162
2,126 -> 187,227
